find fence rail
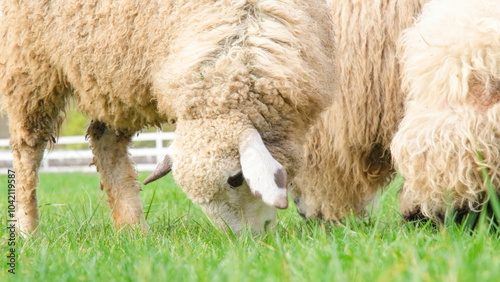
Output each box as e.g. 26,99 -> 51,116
0,132 -> 174,174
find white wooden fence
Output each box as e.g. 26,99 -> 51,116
0,132 -> 174,174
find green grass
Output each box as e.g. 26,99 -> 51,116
1,173 -> 499,281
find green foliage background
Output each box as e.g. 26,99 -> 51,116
60,100 -> 174,137
60,104 -> 88,136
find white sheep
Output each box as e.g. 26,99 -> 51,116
0,0 -> 336,235
392,0 -> 500,222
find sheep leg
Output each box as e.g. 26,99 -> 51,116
8,104 -> 65,235
87,121 -> 148,231
6,82 -> 67,235
10,140 -> 47,235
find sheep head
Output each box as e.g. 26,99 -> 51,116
143,118 -> 288,234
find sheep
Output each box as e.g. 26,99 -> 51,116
0,0 -> 336,235
391,0 -> 500,223
291,0 -> 429,221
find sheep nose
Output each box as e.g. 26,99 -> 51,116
264,220 -> 272,231
227,171 -> 244,188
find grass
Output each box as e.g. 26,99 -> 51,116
1,173 -> 499,281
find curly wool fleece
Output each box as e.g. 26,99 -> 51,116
0,0 -> 336,233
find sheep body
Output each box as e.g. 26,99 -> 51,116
0,0 -> 336,233
292,0 -> 428,220
392,0 -> 500,221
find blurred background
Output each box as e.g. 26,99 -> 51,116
0,101 -> 174,174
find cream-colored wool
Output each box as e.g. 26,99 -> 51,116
392,0 -> 500,221
292,0 -> 428,220
0,0 -> 336,234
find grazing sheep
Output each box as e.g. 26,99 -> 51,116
291,0 -> 428,220
392,0 -> 500,222
0,0 -> 336,235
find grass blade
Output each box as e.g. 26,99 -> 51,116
476,150 -> 500,224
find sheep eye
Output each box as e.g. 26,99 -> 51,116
227,172 -> 244,188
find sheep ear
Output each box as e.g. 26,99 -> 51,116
143,148 -> 174,185
239,129 -> 288,209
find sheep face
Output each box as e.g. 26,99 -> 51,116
144,118 -> 289,234
198,183 -> 278,234
392,0 -> 500,221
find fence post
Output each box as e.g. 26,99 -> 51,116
156,133 -> 163,163
42,155 -> 49,171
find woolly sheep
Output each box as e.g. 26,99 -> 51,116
291,0 -> 428,220
0,0 -> 336,235
392,0 -> 500,222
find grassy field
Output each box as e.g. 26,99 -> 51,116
1,172 -> 499,281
